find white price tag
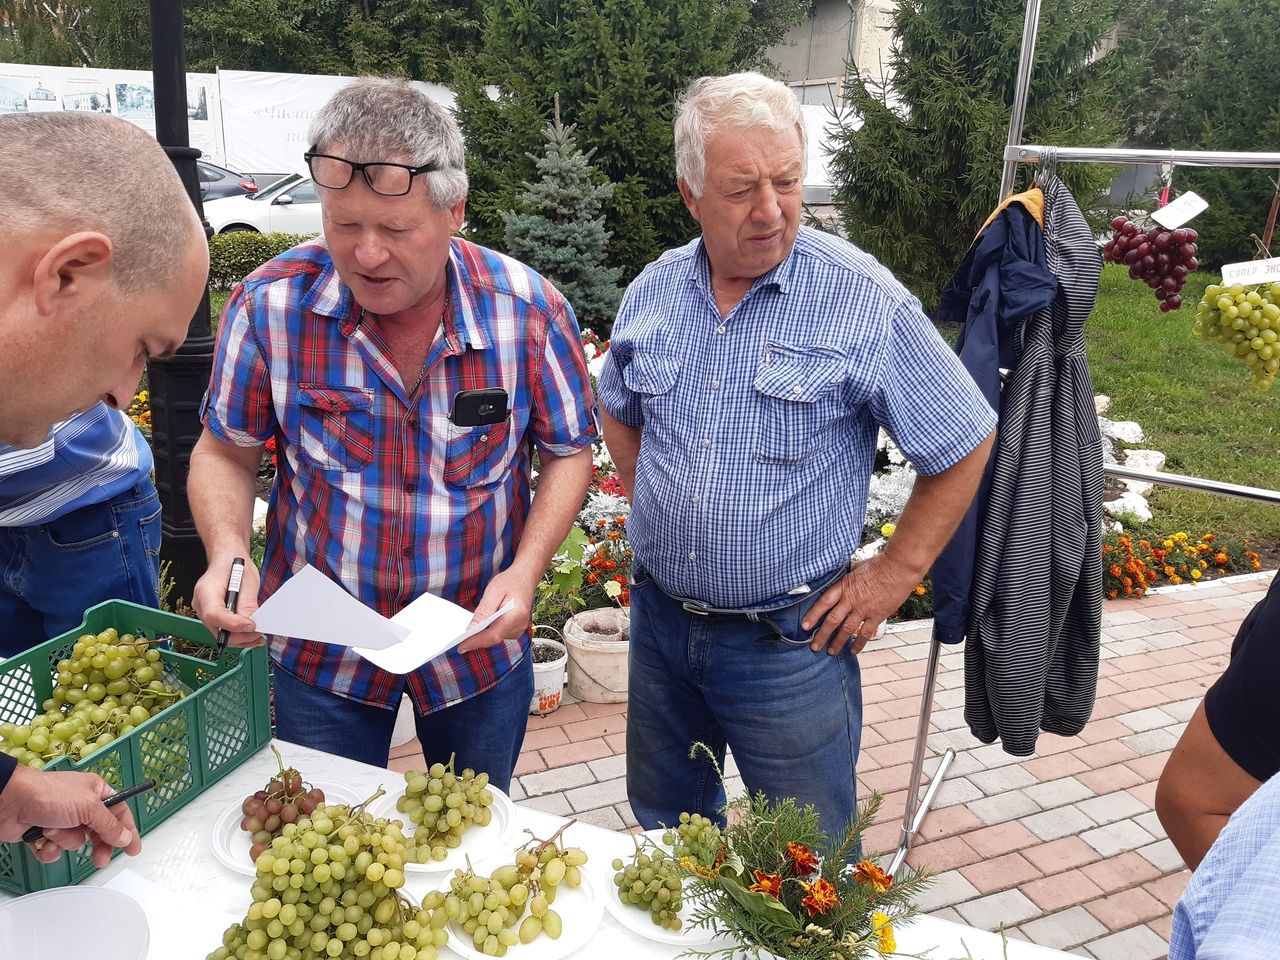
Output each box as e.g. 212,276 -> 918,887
1221,257 -> 1280,286
1151,191 -> 1208,229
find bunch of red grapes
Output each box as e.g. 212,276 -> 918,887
1103,216 -> 1200,312
239,748 -> 326,861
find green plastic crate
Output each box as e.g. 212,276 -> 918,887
0,600 -> 271,894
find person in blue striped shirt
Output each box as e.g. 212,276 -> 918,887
0,111 -> 206,859
598,72 -> 996,843
0,113 -> 206,660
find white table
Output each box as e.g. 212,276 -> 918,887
1,741 -> 1072,959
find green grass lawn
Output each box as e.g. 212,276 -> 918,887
1087,264 -> 1280,549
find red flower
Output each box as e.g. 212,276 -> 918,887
748,869 -> 782,898
786,841 -> 819,876
799,877 -> 840,916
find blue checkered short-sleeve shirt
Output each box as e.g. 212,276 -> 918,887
597,227 -> 996,609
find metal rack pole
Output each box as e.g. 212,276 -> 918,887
1007,144 -> 1280,170
997,0 -> 1045,200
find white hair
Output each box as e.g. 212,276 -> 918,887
0,112 -> 201,293
308,77 -> 469,210
674,72 -> 807,198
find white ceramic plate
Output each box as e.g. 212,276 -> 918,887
439,853 -> 603,960
599,830 -> 721,945
365,785 -> 516,874
210,780 -> 367,876
0,886 -> 150,960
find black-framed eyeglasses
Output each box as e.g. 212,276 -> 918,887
304,151 -> 440,197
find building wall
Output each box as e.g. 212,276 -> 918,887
769,0 -> 897,95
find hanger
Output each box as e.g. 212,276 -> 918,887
1034,145 -> 1057,189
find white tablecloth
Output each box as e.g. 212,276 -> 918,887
1,741 -> 1073,959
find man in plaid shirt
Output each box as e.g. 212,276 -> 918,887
190,79 -> 597,790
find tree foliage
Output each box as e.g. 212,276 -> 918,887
1112,0 -> 1280,268
828,0 -> 1122,309
501,104 -> 623,334
455,0 -> 807,281
0,0 -> 483,84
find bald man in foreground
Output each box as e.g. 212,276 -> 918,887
0,111 -> 208,866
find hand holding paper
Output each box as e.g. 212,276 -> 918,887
249,564 -> 514,674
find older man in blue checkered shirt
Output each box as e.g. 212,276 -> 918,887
598,72 -> 997,842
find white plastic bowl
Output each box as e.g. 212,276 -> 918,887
0,885 -> 150,959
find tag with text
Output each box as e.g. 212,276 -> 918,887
1151,191 -> 1208,229
1221,257 -> 1280,286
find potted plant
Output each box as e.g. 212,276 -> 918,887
530,626 -> 568,716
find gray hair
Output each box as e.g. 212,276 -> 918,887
674,72 -> 807,198
308,77 -> 469,210
0,112 -> 202,293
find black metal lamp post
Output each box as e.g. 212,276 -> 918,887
147,0 -> 214,605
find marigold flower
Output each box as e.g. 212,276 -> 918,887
871,911 -> 896,955
1108,564 -> 1122,578
880,522 -> 897,538
799,877 -> 840,916
748,869 -> 782,898
1191,569 -> 1201,580
852,859 -> 892,893
1215,552 -> 1229,565
913,584 -> 927,596
787,842 -> 820,876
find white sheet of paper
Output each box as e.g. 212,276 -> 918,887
104,869 -> 240,960
248,564 -> 404,650
354,599 -> 515,674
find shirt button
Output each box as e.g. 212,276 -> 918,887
716,326 -> 726,335
701,438 -> 710,447
408,418 -> 418,430
404,481 -> 415,493
402,546 -> 412,558
479,433 -> 489,443
692,494 -> 700,504
688,551 -> 697,560
792,385 -> 803,395
711,379 -> 720,390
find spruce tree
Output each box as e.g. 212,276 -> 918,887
501,102 -> 624,334
828,0 -> 1122,309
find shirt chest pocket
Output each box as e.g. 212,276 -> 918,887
444,419 -> 515,488
753,343 -> 847,465
622,352 -> 681,414
296,385 -> 375,472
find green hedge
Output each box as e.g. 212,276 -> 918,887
208,231 -> 316,289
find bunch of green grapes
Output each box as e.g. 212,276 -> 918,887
1193,281 -> 1280,389
441,831 -> 588,955
0,628 -> 186,768
398,756 -> 495,863
611,845 -> 685,930
663,811 -> 724,868
207,797 -> 450,960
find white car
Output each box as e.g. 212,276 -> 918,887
204,174 -> 324,235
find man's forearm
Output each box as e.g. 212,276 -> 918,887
189,431 -> 263,562
505,447 -> 594,588
600,408 -> 640,499
883,431 -> 996,580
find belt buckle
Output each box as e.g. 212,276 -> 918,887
681,601 -> 712,617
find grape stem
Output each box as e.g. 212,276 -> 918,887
522,819 -> 577,857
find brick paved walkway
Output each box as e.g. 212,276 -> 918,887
387,571 -> 1275,959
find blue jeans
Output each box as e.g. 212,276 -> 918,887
0,481 -> 162,658
626,565 -> 862,846
272,654 -> 534,793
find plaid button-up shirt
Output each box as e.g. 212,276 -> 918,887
202,238 -> 597,711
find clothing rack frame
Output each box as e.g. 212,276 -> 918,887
888,0 -> 1280,877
